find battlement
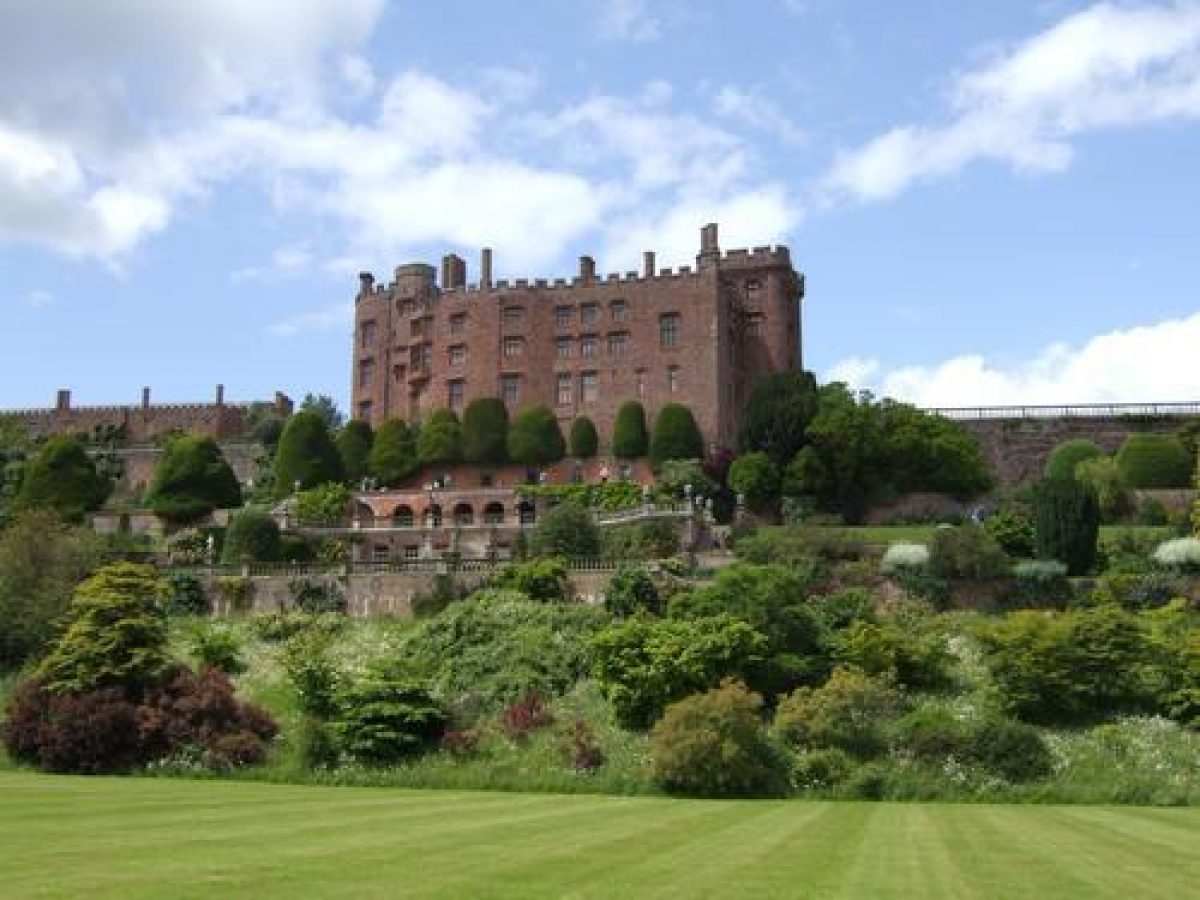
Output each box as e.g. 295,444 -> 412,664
356,223 -> 792,300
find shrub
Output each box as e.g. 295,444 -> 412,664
966,717 -> 1052,782
737,370 -> 819,466
589,615 -> 767,729
1074,456 -> 1134,523
791,748 -> 856,792
649,404 -> 704,468
929,524 -> 1009,580
1136,496 -> 1170,526
984,506 -> 1036,558
499,690 -> 555,742
568,719 -> 606,772
288,577 -> 345,614
569,417 -> 598,459
368,419 -> 419,487
1032,477 -> 1100,575
418,409 -> 463,466
612,401 -> 648,459
728,452 -> 781,512
1044,439 -> 1101,481
188,624 -> 245,674
892,706 -> 970,762
650,680 -> 789,798
832,620 -> 953,691
280,632 -> 341,718
3,681 -> 141,774
1092,573 -> 1189,610
332,663 -> 447,765
15,436 -> 109,522
462,398 -> 509,464
1152,537 -> 1200,573
164,573 -> 206,616
507,405 -> 566,466
147,435 -> 242,524
292,483 -> 351,527
880,542 -> 929,574
605,566 -> 662,617
532,501 -> 599,558
491,557 -> 570,603
1117,434 -> 1193,489
600,519 -> 680,560
335,419 -> 374,484
273,411 -> 344,497
221,509 -> 281,564
773,667 -> 903,758
439,728 -> 481,758
1007,560 -> 1072,609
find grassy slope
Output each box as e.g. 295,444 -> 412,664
2,772 -> 1197,899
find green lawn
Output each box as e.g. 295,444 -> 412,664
2,772 -> 1197,899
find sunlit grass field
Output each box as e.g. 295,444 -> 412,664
2,772 -> 1196,899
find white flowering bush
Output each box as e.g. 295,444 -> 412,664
1151,537 -> 1200,572
880,542 -> 930,574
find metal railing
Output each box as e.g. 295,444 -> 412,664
926,401 -> 1200,421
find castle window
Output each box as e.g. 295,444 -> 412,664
580,371 -> 598,403
449,344 -> 466,366
660,313 -> 680,348
503,336 -> 523,358
555,337 -> 573,359
746,278 -> 763,297
607,332 -> 628,357
502,306 -> 525,330
556,373 -> 573,406
358,358 -> 375,388
555,306 -> 573,330
581,303 -> 598,326
448,379 -> 464,410
611,299 -> 627,323
358,400 -> 373,419
746,313 -> 764,338
360,320 -> 377,348
372,545 -> 389,563
404,544 -> 419,559
668,365 -> 680,393
580,335 -> 597,359
635,369 -> 646,398
501,374 -> 520,405
411,318 -> 425,339
450,313 -> 466,335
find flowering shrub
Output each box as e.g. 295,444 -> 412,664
880,543 -> 929,574
568,719 -> 606,772
1152,537 -> 1200,573
500,691 -> 556,742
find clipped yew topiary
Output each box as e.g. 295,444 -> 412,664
418,409 -> 463,466
335,420 -> 374,484
462,398 -> 509,464
273,411 -> 344,497
612,401 -> 648,459
15,436 -> 109,523
1115,433 -> 1192,488
147,434 -> 242,524
650,403 -> 705,468
368,419 -> 419,487
1032,477 -> 1100,576
569,417 -> 599,459
221,509 -> 282,564
1044,439 -> 1101,481
508,405 -> 565,465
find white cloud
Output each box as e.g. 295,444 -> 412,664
824,2 -> 1200,201
596,0 -> 661,42
712,85 -> 807,145
269,301 -> 352,338
827,312 -> 1200,407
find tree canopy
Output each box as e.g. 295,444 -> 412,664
508,406 -> 566,466
336,420 -> 374,484
569,417 -> 599,459
15,436 -> 109,523
368,419 -> 419,487
273,412 -> 344,497
612,402 -> 648,459
649,404 -> 704,468
461,398 -> 509,464
418,409 -> 463,466
738,370 -> 819,466
147,434 -> 242,524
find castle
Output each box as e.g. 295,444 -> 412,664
351,223 -> 805,453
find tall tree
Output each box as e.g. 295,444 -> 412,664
336,420 -> 374,484
273,412 -> 344,497
299,393 -> 345,431
461,398 -> 509,464
650,404 -> 705,468
15,436 -> 109,523
570,417 -> 599,459
368,420 -> 419,487
737,370 -> 818,466
612,401 -> 648,459
418,409 -> 463,466
508,406 -> 566,466
147,434 -> 242,524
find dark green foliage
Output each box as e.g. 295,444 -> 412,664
1032,477 -> 1100,575
967,718 -> 1052,782
605,566 -> 661,618
650,681 -> 789,797
164,573 -> 206,616
654,459 -> 716,499
221,509 -> 282,564
418,409 -> 463,466
0,415 -> 32,527
507,405 -> 565,465
491,557 -> 570,603
1045,439 -> 1102,481
892,706 -> 970,762
299,393 -> 345,431
292,483 -> 351,526
461,398 -> 509,464
727,452 -> 781,512
1116,433 -> 1192,488
368,419 -> 419,487
588,614 -> 767,729
569,417 -> 598,459
516,481 -> 643,511
738,370 -> 819,466
985,506 -> 1036,558
773,667 -> 904,758
288,578 -> 345,614
612,401 -> 648,459
188,625 -> 246,674
1136,496 -> 1170,526
280,632 -> 341,718
332,663 -> 447,764
832,619 -> 953,691
147,435 -> 242,524
977,606 -> 1157,725
273,412 -> 344,498
669,563 -> 827,697
0,511 -> 98,672
928,524 -> 1010,580
397,590 -> 608,709
15,436 -> 109,523
791,748 -> 856,791
335,420 -> 374,484
1074,457 -> 1134,523
36,563 -> 169,695
532,501 -> 599,558
879,401 -> 993,498
599,519 -> 679,560
649,404 -> 704,468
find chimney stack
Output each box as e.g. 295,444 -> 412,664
215,384 -> 225,406
141,387 -> 151,410
55,389 -> 71,412
579,255 -> 596,283
699,222 -> 720,258
643,251 -> 656,278
481,248 -> 493,289
358,271 -> 375,296
441,253 -> 466,290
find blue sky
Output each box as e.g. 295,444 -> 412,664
2,0 -> 1199,412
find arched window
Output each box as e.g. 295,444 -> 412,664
453,503 -> 474,526
517,500 -> 537,525
483,502 -> 505,525
392,505 -> 414,527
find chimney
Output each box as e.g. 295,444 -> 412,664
141,387 -> 151,411
481,248 -> 493,289
358,271 -> 375,296
699,222 -> 720,257
215,384 -> 225,407
579,255 -> 596,283
441,253 -> 466,290
643,251 -> 656,278
55,389 -> 71,411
